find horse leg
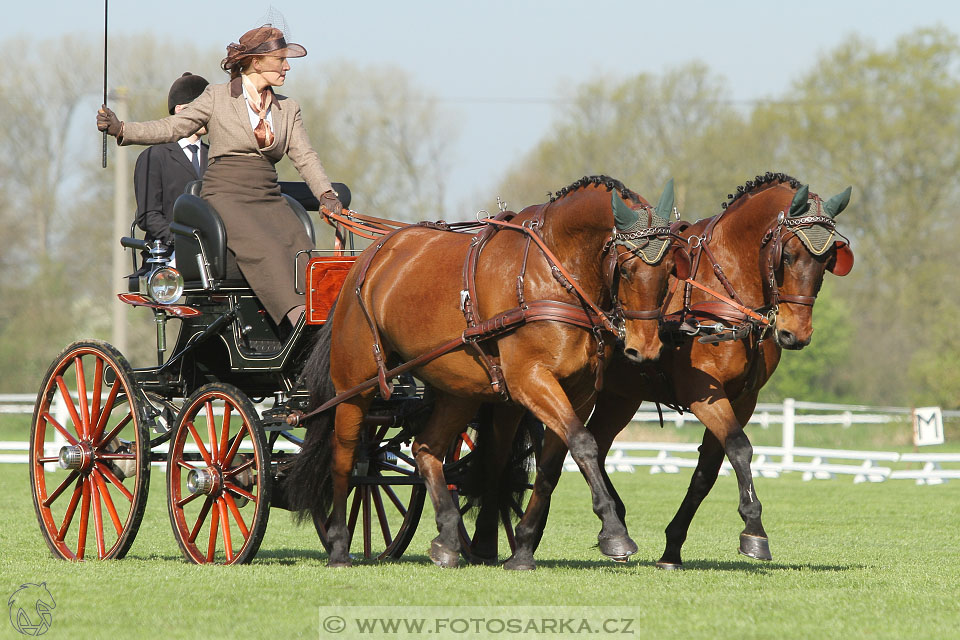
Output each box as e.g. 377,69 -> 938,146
504,428 -> 565,570
506,389 -> 639,570
658,396 -> 770,569
656,429 -> 724,569
412,392 -> 481,568
326,399 -> 369,567
469,404 -> 524,564
511,374 -> 637,562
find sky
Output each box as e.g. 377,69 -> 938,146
6,1 -> 960,211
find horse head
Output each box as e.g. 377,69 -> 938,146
611,179 -> 690,362
762,184 -> 854,349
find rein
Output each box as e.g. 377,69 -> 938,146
288,204 -> 631,426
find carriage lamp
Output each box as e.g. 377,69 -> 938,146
147,267 -> 184,305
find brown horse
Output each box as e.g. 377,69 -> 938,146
504,172 -> 853,570
286,175 -> 688,567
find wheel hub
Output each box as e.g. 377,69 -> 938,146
58,443 -> 93,472
186,467 -> 222,496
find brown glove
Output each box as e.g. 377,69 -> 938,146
97,104 -> 122,137
319,190 -> 343,216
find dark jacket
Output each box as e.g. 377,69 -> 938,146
134,140 -> 208,244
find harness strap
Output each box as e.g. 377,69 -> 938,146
481,216 -> 618,334
287,299 -> 601,427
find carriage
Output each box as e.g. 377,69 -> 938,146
28,180 -> 538,565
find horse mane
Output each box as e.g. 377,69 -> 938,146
549,175 -> 640,203
721,171 -> 802,210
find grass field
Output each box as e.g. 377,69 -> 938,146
2,460 -> 958,639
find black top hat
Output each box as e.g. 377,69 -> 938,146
167,72 -> 209,115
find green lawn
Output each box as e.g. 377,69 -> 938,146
2,462 -> 958,639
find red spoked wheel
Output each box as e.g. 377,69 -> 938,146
445,417 -> 541,563
29,340 -> 150,561
166,383 -> 270,565
313,421 -> 426,561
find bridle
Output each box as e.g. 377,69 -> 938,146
605,215 -> 689,325
669,198 -> 852,343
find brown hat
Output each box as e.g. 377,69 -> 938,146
221,25 -> 307,72
167,72 -> 209,115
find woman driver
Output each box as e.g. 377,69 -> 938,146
98,24 -> 341,333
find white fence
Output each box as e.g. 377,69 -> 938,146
3,395 -> 958,484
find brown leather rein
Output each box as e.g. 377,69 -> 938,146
287,205 -> 673,426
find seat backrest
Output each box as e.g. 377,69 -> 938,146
283,194 -> 315,243
172,193 -> 229,282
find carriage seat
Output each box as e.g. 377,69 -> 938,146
170,180 -> 316,288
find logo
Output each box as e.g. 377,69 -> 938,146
8,583 -> 56,636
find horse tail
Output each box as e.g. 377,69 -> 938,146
285,305 -> 338,523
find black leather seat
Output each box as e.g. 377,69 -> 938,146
172,180 -> 316,287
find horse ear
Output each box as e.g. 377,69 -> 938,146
789,184 -> 810,217
612,191 -> 639,230
655,178 -> 675,219
823,186 -> 852,218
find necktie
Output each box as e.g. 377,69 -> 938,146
246,88 -> 275,149
186,144 -> 201,176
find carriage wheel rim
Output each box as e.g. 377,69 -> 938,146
167,385 -> 268,565
30,343 -> 147,561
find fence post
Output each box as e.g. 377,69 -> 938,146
782,397 -> 795,467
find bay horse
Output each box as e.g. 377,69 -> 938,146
286,175 -> 688,567
503,172 -> 854,570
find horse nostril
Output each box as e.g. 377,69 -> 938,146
624,347 -> 643,363
777,330 -> 796,348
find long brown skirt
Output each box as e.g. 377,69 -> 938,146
201,156 -> 314,324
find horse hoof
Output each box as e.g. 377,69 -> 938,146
655,561 -> 684,571
468,553 -> 498,567
598,535 -> 638,560
504,555 -> 536,571
326,558 -> 352,568
738,533 -> 772,561
430,541 -> 460,568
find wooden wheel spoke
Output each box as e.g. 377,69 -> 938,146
223,493 -> 249,538
376,461 -> 417,476
44,412 -> 79,446
94,462 -> 134,503
206,504 -> 220,562
74,357 -> 90,438
177,459 -> 198,471
362,487 -> 372,558
89,357 -> 104,432
221,429 -> 248,468
223,457 -> 255,479
205,401 -> 218,461
43,469 -> 80,507
176,491 -> 203,509
77,476 -> 91,560
37,456 -> 60,464
224,482 -> 256,503
92,469 -> 124,537
55,376 -> 85,439
56,477 -> 85,542
91,378 -> 122,443
393,451 -> 418,468
346,489 -> 362,547
219,499 -> 234,562
189,496 -> 214,543
219,405 -> 233,464
371,486 -> 392,546
187,421 -> 214,467
381,484 -> 408,515
91,476 -> 107,558
97,413 -> 133,449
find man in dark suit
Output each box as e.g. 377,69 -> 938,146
133,72 -> 209,270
